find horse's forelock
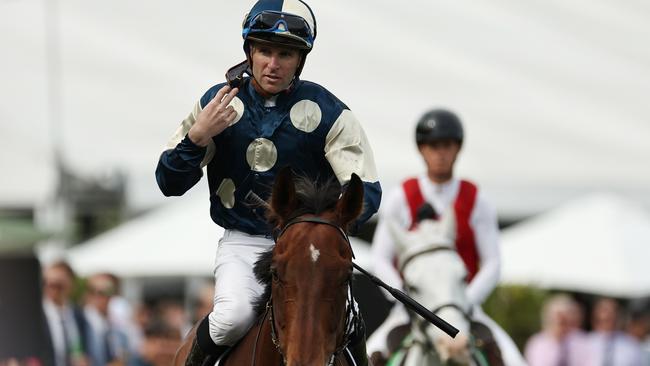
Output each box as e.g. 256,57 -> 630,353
267,174 -> 341,228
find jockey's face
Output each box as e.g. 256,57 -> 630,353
250,42 -> 302,95
418,139 -> 461,183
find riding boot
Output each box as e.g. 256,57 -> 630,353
184,337 -> 206,366
347,318 -> 370,366
185,315 -> 230,366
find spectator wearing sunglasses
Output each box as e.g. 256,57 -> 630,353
41,260 -> 91,366
156,0 -> 381,365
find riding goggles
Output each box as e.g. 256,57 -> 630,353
247,11 -> 314,39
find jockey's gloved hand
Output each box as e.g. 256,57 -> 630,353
416,203 -> 438,223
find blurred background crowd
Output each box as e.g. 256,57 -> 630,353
24,260 -> 215,366
3,259 -> 650,365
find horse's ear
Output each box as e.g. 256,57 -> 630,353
270,167 -> 298,221
336,173 -> 364,229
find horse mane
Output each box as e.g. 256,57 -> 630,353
252,174 -> 343,316
252,247 -> 274,316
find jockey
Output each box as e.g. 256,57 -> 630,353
155,0 -> 381,364
368,109 -> 526,365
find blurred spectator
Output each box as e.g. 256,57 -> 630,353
567,296 -> 586,332
585,297 -> 645,366
41,261 -> 91,366
192,283 -> 215,325
83,273 -> 130,365
625,299 -> 650,364
157,300 -> 191,339
106,274 -> 141,355
125,303 -> 154,355
524,294 -> 591,366
128,320 -> 181,366
0,358 -> 43,366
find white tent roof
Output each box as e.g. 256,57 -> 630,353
2,0 -> 650,217
65,187 -> 373,277
66,189 -> 218,277
500,193 -> 650,298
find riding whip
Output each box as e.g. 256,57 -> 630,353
351,262 -> 459,338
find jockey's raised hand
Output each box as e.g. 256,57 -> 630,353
188,85 -> 239,147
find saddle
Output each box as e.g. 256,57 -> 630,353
469,320 -> 504,366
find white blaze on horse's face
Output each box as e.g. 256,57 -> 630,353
309,243 -> 320,263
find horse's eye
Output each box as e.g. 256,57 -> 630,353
407,285 -> 419,294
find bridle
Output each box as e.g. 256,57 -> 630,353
273,216 -> 355,259
399,245 -> 454,274
252,215 -> 359,366
399,244 -> 472,351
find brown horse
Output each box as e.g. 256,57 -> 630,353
175,167 -> 365,366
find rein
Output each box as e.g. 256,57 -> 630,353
253,215 -> 358,365
430,303 -> 471,319
399,245 -> 454,274
400,244 -> 471,348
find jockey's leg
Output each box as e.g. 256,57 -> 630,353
187,316 -> 228,365
472,306 -> 527,366
189,230 -> 272,365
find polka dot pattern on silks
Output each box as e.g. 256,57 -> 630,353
290,99 -> 322,133
216,178 -> 236,209
246,138 -> 278,172
228,96 -> 245,125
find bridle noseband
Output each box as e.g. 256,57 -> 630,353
399,245 -> 453,274
257,215 -> 358,366
400,244 -> 472,350
273,216 -> 355,259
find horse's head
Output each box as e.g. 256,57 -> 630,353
388,213 -> 472,364
260,167 -> 364,366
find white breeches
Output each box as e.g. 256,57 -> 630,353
367,303 -> 528,366
208,230 -> 274,346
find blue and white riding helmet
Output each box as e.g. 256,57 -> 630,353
242,0 -> 317,76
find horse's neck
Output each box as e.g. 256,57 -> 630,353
223,311 -> 283,365
224,308 -> 351,366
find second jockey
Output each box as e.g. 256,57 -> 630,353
368,109 -> 526,365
